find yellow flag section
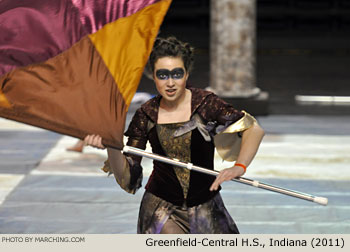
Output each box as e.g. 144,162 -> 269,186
0,90 -> 10,108
89,0 -> 172,108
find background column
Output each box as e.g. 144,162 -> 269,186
209,0 -> 268,113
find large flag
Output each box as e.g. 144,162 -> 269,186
0,0 -> 171,149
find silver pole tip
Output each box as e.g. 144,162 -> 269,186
313,197 -> 328,206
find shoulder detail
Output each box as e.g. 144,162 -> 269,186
190,87 -> 214,115
190,87 -> 213,97
140,95 -> 160,122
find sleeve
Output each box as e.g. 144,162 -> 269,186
124,107 -> 149,163
202,93 -> 257,161
101,108 -> 148,194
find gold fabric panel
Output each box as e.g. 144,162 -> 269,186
214,111 -> 257,162
88,0 -> 172,107
157,123 -> 191,199
0,91 -> 10,108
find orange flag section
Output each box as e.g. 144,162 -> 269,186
89,0 -> 172,107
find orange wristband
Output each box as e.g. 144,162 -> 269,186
234,163 -> 247,172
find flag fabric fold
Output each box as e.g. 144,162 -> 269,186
0,0 -> 172,149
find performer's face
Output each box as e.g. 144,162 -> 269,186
153,56 -> 188,103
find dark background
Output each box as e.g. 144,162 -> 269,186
137,0 -> 350,115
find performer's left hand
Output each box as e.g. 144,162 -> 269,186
209,166 -> 245,191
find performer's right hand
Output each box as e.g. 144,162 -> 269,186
84,134 -> 106,149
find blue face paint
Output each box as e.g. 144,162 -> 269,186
155,68 -> 185,80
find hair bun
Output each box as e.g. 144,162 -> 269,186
149,36 -> 195,74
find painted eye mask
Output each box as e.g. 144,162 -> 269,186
155,68 -> 185,80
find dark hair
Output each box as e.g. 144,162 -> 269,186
148,36 -> 195,74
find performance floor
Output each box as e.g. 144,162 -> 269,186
1,107 -> 349,234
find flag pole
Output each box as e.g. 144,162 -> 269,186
122,145 -> 328,206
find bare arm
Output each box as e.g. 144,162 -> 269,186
210,122 -> 265,191
234,122 -> 265,167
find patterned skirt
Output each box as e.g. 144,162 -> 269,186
137,191 -> 239,234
